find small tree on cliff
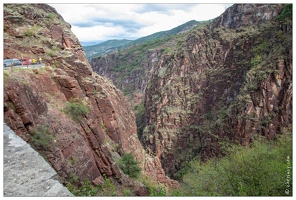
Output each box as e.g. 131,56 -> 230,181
119,152 -> 141,179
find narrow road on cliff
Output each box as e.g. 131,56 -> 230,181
4,63 -> 45,69
3,123 -> 73,197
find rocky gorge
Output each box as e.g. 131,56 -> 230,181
91,4 -> 292,179
3,3 -> 292,196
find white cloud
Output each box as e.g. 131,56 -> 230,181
50,4 -> 232,42
136,4 -> 228,38
71,25 -> 126,42
193,4 -> 227,21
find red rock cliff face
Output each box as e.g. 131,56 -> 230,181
141,4 -> 292,178
91,49 -> 160,109
3,3 -> 177,194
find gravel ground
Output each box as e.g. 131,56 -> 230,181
3,123 -> 73,197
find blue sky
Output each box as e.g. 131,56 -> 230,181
50,4 -> 232,44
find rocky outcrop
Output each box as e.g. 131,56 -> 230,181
210,4 -> 283,29
3,3 -> 177,195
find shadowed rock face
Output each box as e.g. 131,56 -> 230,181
4,3 -> 178,194
89,4 -> 292,179
142,4 -> 292,178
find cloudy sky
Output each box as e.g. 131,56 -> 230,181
50,3 -> 233,44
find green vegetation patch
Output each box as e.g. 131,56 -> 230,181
4,70 -> 10,80
118,152 -> 141,179
175,133 -> 292,196
47,12 -> 56,19
23,29 -> 35,37
30,125 -> 54,151
67,179 -> 101,196
64,98 -> 89,122
139,176 -> 167,196
67,174 -> 117,196
277,4 -> 292,21
46,49 -> 57,57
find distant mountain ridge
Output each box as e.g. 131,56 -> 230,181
83,20 -> 201,61
81,41 -> 102,46
83,39 -> 132,61
126,20 -> 201,47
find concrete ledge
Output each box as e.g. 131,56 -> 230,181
3,123 -> 73,197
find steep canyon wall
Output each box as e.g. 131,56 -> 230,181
91,4 -> 292,178
3,3 -> 177,195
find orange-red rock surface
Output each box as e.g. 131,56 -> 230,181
4,4 -> 178,194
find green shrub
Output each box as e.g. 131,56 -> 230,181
119,152 -> 141,178
4,70 -> 10,80
204,113 -> 211,120
148,186 -> 166,196
122,188 -> 132,196
114,65 -> 126,72
179,133 -> 292,196
64,98 -> 89,122
101,175 -> 117,196
68,156 -> 78,166
252,41 -> 268,55
164,48 -> 171,54
46,49 -> 57,57
277,4 -> 292,21
250,54 -> 262,68
67,179 -> 101,196
250,41 -> 268,69
23,29 -> 35,37
30,125 -> 54,150
139,176 -> 167,196
68,173 -> 79,185
52,60 -> 58,68
67,175 -> 119,196
175,161 -> 191,180
47,13 -> 56,19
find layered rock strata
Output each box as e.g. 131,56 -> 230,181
3,3 -> 178,194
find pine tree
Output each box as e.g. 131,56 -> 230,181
120,152 -> 141,178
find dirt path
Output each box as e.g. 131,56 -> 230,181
3,123 -> 73,197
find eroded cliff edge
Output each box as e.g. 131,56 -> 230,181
3,3 -> 177,195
